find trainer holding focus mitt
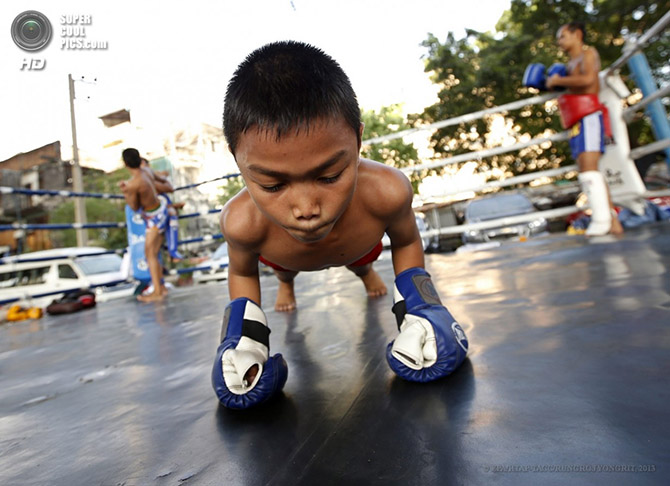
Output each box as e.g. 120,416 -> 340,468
211,41 -> 469,409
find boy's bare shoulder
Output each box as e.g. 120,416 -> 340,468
220,188 -> 268,251
357,159 -> 413,218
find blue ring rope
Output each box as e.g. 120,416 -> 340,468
0,222 -> 126,231
0,186 -> 124,199
172,173 -> 241,192
0,210 -> 224,231
0,171 -> 241,199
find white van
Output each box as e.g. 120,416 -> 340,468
0,247 -> 134,308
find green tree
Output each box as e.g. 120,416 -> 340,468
217,176 -> 246,207
361,104 -> 421,192
50,167 -> 130,249
415,0 -> 670,178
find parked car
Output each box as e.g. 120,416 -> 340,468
0,247 -> 134,308
193,242 -> 229,284
382,214 -> 431,251
462,193 -> 548,244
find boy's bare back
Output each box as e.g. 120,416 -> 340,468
126,169 -> 161,211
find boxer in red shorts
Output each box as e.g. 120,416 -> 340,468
546,21 -> 623,236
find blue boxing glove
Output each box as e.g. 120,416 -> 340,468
522,63 -> 546,91
546,63 -> 567,91
547,63 -> 567,78
212,298 -> 288,409
386,268 -> 468,382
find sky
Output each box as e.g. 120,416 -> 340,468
0,0 -> 511,162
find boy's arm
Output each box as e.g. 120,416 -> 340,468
220,193 -> 263,304
384,173 -> 425,275
119,180 -> 141,212
378,167 -> 469,382
151,171 -> 174,193
226,243 -> 262,305
213,195 -> 288,410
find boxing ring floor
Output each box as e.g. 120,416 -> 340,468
2,224 -> 669,486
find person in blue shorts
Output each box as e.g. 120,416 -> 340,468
140,158 -> 184,260
119,148 -> 169,302
546,21 -> 623,236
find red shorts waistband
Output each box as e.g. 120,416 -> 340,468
259,241 -> 383,273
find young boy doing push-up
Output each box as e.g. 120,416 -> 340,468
212,41 -> 469,409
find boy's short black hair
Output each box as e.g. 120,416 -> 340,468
122,148 -> 141,168
565,21 -> 586,40
223,40 -> 361,155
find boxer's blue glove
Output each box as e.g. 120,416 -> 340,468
546,63 -> 567,91
547,63 -> 567,78
212,298 -> 288,409
523,63 -> 546,91
386,268 -> 468,382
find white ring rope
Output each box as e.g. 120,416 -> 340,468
622,84 -> 670,121
403,132 -> 570,174
607,10 -> 670,74
362,92 -> 558,146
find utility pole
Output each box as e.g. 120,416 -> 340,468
68,73 -> 88,247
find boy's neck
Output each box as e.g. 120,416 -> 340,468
568,43 -> 586,59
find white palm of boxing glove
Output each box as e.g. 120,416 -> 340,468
391,285 -> 438,370
220,302 -> 268,394
386,267 -> 468,382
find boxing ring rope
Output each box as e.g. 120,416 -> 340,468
362,92 -> 558,146
630,139 -> 670,161
0,222 -> 125,231
172,173 -> 240,192
178,233 -> 223,245
0,172 -> 241,199
604,9 -> 670,75
423,206 -> 580,238
622,84 -> 670,122
405,132 -> 570,173
431,165 -> 578,198
0,186 -> 123,199
177,208 -> 222,219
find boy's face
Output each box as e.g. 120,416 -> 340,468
234,117 -> 363,244
556,26 -> 579,53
